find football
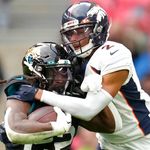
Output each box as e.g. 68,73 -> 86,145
28,106 -> 57,123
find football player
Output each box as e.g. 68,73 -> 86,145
2,40 -> 123,150
1,42 -> 121,150
1,42 -> 74,150
13,2 -> 150,150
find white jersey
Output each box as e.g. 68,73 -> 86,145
85,41 -> 150,144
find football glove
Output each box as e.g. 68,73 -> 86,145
51,107 -> 72,133
81,74 -> 102,93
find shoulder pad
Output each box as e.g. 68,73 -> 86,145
4,75 -> 32,96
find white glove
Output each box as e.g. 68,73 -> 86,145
81,74 -> 102,93
51,107 -> 72,133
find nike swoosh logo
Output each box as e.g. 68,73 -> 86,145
110,50 -> 119,55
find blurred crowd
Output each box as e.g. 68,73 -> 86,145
0,0 -> 11,29
0,0 -> 150,149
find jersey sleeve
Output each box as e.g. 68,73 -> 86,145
4,75 -> 36,101
87,41 -> 133,84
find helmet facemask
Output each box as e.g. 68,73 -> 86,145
61,24 -> 96,58
40,63 -> 72,93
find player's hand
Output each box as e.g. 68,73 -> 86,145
51,107 -> 72,133
7,84 -> 37,102
81,74 -> 102,93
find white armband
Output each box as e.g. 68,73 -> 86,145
107,102 -> 122,131
4,107 -> 69,144
41,89 -> 113,121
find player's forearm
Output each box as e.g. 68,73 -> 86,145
4,107 -> 67,144
35,89 -> 113,121
5,122 -> 55,144
11,120 -> 52,133
5,102 -> 53,133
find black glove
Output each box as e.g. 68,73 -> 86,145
7,84 -> 38,102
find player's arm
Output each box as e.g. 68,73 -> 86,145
77,71 -> 128,133
102,70 -> 129,97
37,70 -> 128,118
3,75 -> 71,144
5,98 -> 71,144
4,76 -> 55,133
12,70 -> 128,121
5,100 -> 53,133
76,82 -> 129,133
5,100 -> 53,144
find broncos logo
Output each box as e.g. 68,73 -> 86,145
87,6 -> 106,22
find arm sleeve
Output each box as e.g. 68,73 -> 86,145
41,89 -> 113,121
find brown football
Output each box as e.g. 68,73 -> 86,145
28,106 -> 57,123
